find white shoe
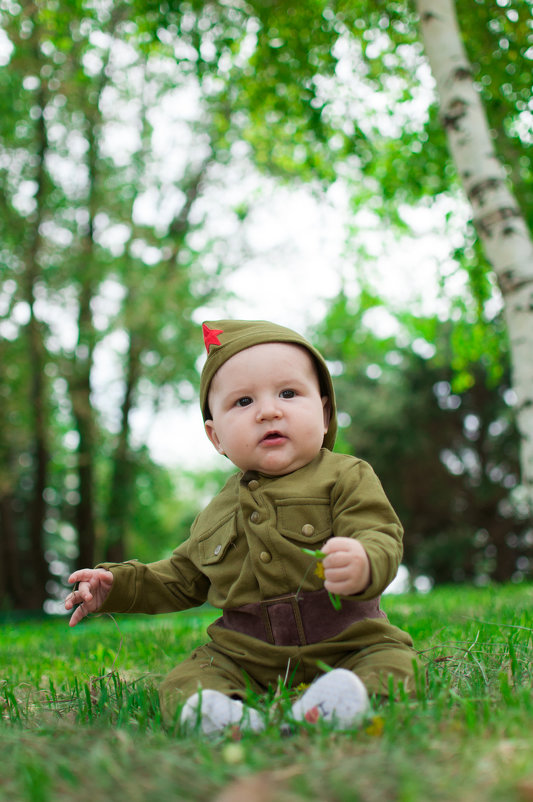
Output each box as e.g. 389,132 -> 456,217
291,669 -> 369,729
180,689 -> 264,735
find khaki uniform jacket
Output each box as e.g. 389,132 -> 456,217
98,449 -> 403,616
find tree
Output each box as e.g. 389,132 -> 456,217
415,0 -> 533,512
208,0 -> 532,511
2,0 -> 531,608
317,292 -> 529,584
0,1 -> 260,609
251,0 -> 532,512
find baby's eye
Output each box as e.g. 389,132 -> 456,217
280,389 -> 295,399
236,396 -> 253,407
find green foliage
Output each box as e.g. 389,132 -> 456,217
210,0 -> 533,305
317,290 -> 530,584
0,0 -> 248,608
126,461 -> 233,564
2,586 -> 533,801
455,0 -> 533,229
2,0 -> 532,610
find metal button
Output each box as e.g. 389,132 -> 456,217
301,524 -> 315,537
260,551 -> 271,563
214,544 -> 222,556
248,479 -> 260,491
250,511 -> 260,524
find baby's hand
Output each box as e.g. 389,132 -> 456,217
65,568 -> 114,627
321,537 -> 370,596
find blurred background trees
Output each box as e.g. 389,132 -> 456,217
0,0 -> 531,611
316,292 -> 529,586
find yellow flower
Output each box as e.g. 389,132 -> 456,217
365,716 -> 385,737
314,561 -> 325,580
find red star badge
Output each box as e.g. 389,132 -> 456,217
203,324 -> 223,353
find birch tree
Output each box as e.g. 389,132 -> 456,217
415,0 -> 533,512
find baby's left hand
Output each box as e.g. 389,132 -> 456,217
321,537 -> 371,596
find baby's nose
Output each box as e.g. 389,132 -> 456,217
256,398 -> 282,421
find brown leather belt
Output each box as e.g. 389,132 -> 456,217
215,588 -> 386,647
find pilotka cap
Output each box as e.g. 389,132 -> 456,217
199,319 -> 337,450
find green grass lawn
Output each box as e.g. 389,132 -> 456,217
2,584 -> 533,801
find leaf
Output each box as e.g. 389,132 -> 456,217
213,767 -> 304,802
302,548 -> 326,559
300,548 -> 342,610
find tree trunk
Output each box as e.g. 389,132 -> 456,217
70,361 -> 97,570
68,68 -> 109,571
69,178 -> 98,570
0,491 -> 24,608
102,155 -> 213,562
415,0 -> 533,513
23,73 -> 51,608
68,12 -> 128,570
104,331 -> 141,563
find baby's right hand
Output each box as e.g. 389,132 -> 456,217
65,568 -> 114,627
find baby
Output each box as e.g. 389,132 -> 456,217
65,320 -> 417,734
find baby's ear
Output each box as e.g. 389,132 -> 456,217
322,397 -> 331,432
204,420 -> 225,455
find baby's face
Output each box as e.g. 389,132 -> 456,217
204,342 -> 330,476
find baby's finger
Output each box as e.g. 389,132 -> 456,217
321,536 -> 352,554
324,577 -> 352,595
65,584 -> 93,610
323,552 -> 349,570
68,603 -> 88,627
324,565 -> 349,581
67,569 -> 96,585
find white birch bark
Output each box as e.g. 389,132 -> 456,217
415,0 -> 533,514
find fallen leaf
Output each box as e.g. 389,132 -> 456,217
213,767 -> 303,802
517,779 -> 533,802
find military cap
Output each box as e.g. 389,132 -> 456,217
199,319 -> 337,450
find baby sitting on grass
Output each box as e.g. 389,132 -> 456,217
65,320 -> 417,734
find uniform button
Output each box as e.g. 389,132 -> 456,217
250,511 -> 260,524
301,524 -> 315,537
214,545 -> 222,556
260,551 -> 271,563
248,479 -> 260,491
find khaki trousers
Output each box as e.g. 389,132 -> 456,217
159,617 -> 419,725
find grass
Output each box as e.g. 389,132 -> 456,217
2,584 -> 533,801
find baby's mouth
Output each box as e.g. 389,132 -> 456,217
260,431 -> 286,444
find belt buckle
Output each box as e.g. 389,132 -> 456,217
259,593 -> 307,646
